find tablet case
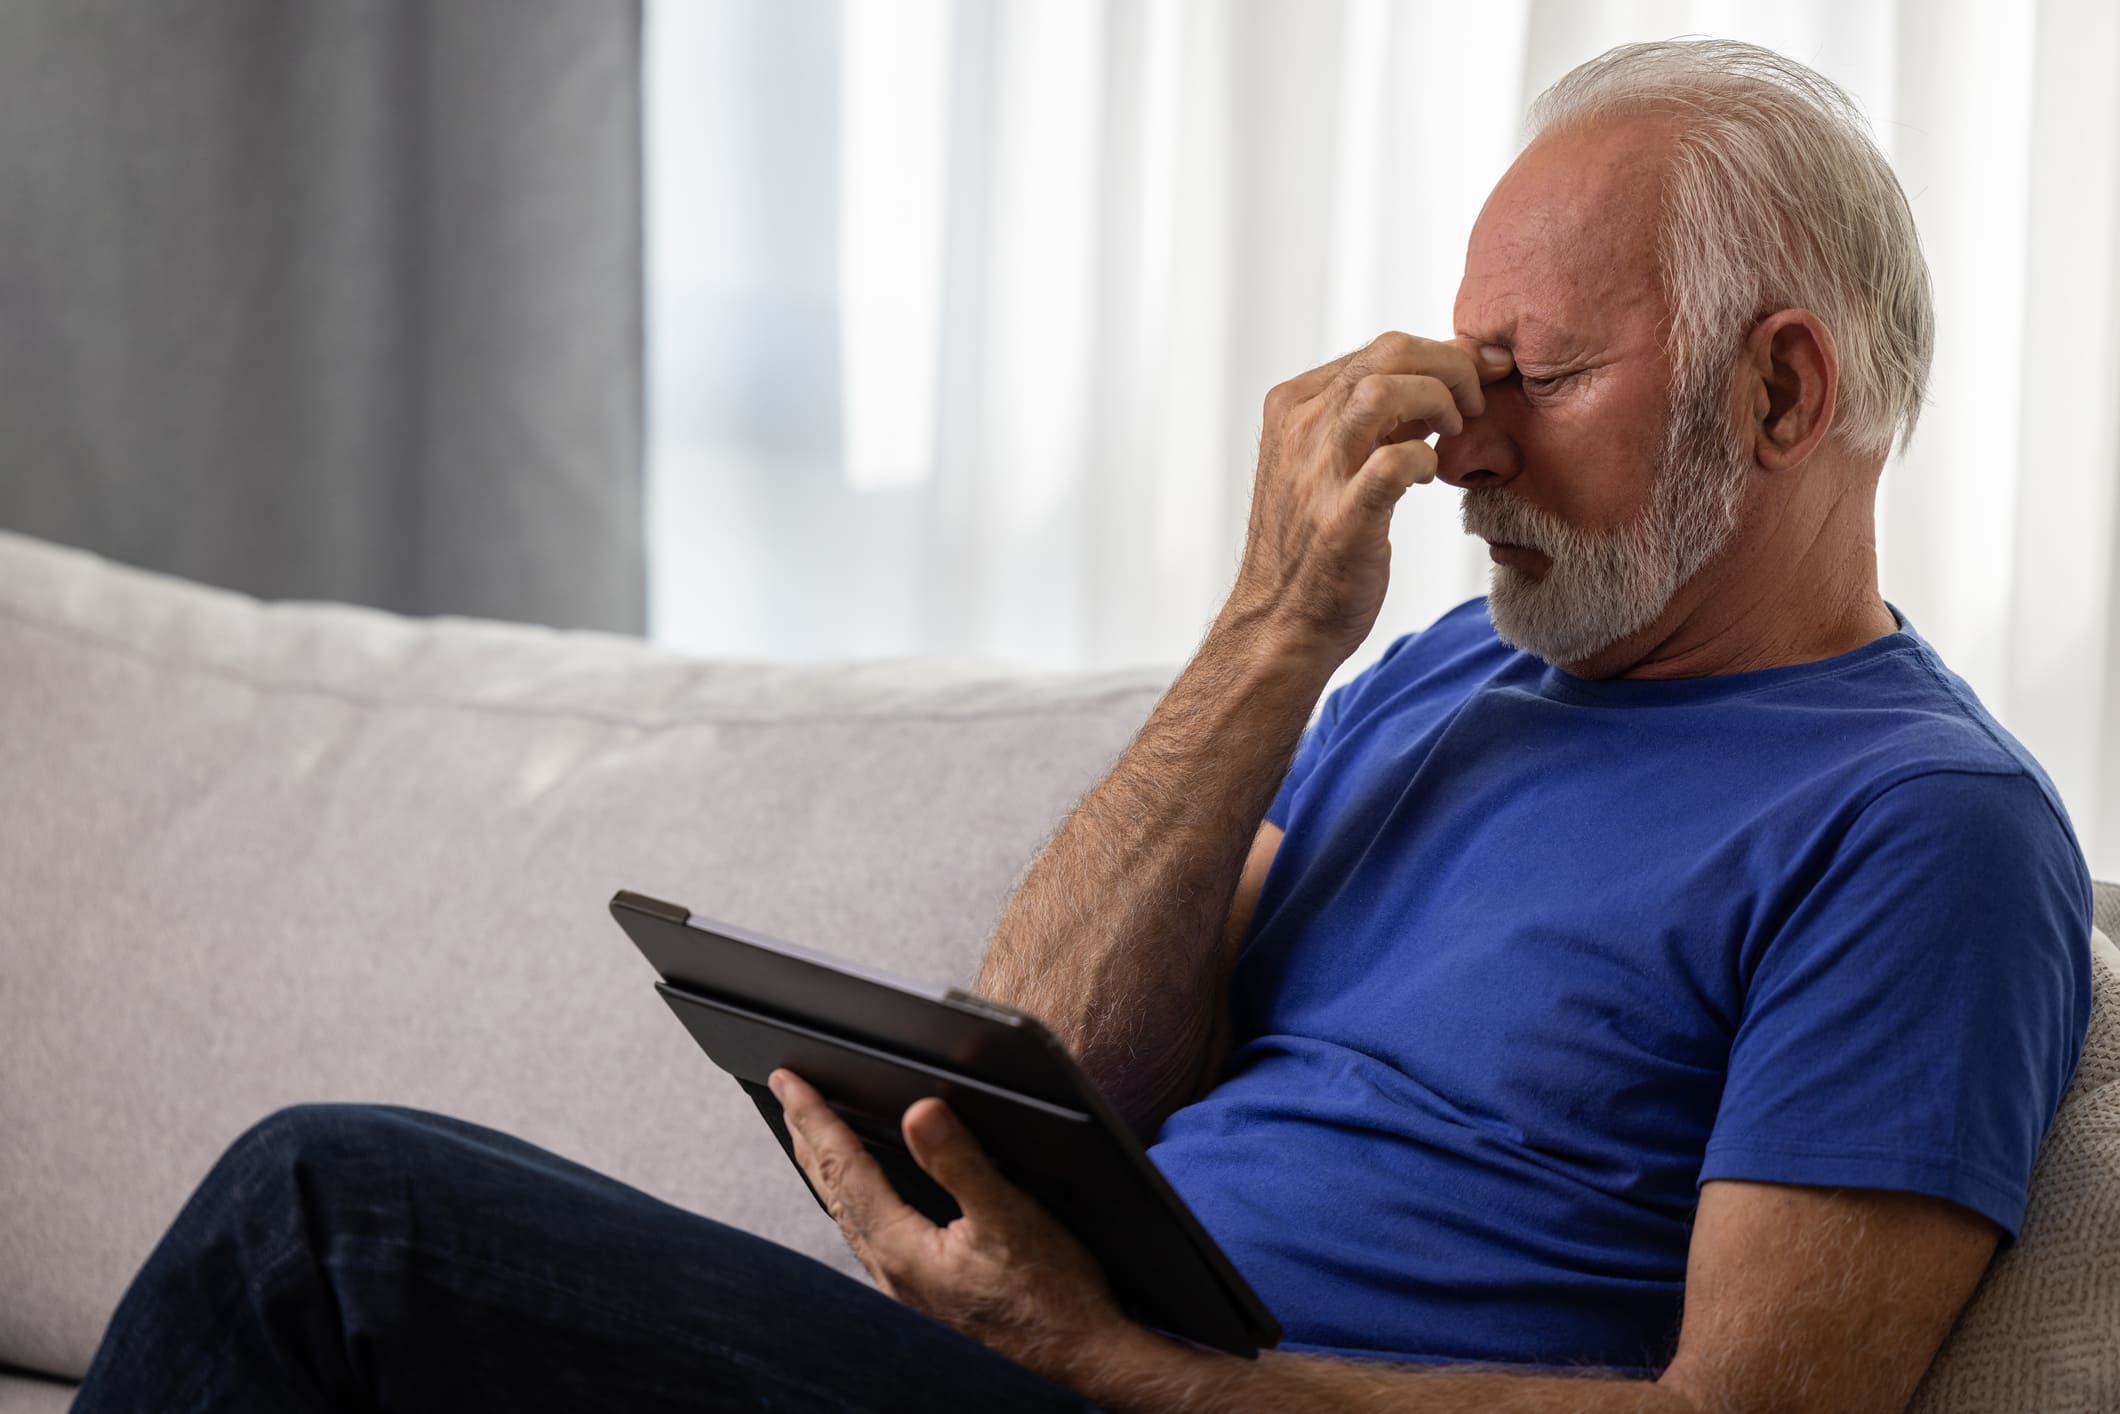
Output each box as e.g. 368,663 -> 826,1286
611,889 -> 1280,1357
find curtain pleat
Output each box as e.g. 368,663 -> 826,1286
0,0 -> 645,632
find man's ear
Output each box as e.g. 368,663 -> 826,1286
1743,309 -> 1838,472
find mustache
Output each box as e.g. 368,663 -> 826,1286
1460,486 -> 1566,556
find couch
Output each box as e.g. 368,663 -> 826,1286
2,528 -> 2115,1411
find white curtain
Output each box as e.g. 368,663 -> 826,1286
645,0 -> 2120,880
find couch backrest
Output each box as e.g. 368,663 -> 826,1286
0,531 -> 1168,1378
1912,925 -> 2120,1411
5,530 -> 2115,1405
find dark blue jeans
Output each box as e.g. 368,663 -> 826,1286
74,1105 -> 1100,1412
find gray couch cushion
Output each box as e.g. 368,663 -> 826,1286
0,530 -> 1167,1379
0,1370 -> 75,1414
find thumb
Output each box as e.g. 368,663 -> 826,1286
902,1099 -> 1015,1219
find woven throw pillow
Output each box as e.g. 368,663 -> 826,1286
1910,926 -> 2120,1412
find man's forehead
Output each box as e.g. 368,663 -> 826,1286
1455,197 -> 1666,352
1453,118 -> 1675,354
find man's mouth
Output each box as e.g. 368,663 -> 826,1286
1463,488 -> 1559,572
1485,539 -> 1550,570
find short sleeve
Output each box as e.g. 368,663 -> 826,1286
1263,630 -> 1433,831
1264,690 -> 1342,830
1699,768 -> 2093,1241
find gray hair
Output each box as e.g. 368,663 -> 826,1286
1528,39 -> 1933,459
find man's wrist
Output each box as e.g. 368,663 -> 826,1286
1206,594 -> 1350,685
1065,1320 -> 1219,1412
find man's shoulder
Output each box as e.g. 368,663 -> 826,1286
1346,597 -> 1509,692
1751,633 -> 2092,951
1331,604 -> 2079,846
1828,630 -> 2065,811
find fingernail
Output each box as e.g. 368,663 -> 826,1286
1479,344 -> 1511,369
766,1071 -> 788,1101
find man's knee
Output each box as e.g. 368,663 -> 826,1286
126,1103 -> 431,1301
198,1103 -> 448,1229
222,1102 -> 404,1176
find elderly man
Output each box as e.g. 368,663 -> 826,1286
77,38 -> 2088,1414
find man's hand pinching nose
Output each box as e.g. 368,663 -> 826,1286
1223,329 -> 1517,668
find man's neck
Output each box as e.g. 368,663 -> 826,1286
1575,585 -> 1895,681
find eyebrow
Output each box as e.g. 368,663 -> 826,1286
1459,313 -> 1584,352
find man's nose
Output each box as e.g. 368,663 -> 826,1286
1435,398 -> 1523,490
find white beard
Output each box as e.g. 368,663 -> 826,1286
1460,380 -> 1749,667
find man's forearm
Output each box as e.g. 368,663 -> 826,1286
975,330 -> 1498,1130
1079,1326 -> 1700,1414
974,606 -> 1334,1131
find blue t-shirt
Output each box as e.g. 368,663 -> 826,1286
1147,598 -> 2092,1372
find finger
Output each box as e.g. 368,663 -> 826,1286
1378,417 -> 1439,447
787,1140 -> 893,1293
1330,330 -> 1419,397
1450,334 -> 1514,387
901,1098 -> 1021,1222
1336,374 -> 1465,467
1347,438 -> 1440,514
1397,337 -> 1487,419
1331,331 -> 1491,419
771,1070 -> 931,1258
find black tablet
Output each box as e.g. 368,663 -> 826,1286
609,889 -> 1280,1357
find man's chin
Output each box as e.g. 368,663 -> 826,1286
1485,570 -> 1642,668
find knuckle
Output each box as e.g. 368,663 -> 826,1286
1440,359 -> 1483,404
1397,374 -> 1450,425
1288,402 -> 1330,448
1419,379 -> 1465,430
1345,375 -> 1387,421
1351,477 -> 1394,513
865,1239 -> 903,1279
1444,359 -> 1486,409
